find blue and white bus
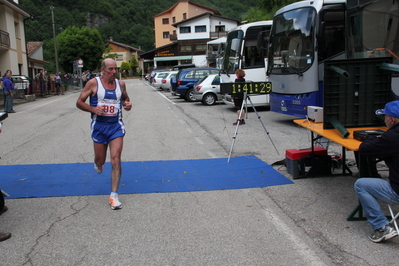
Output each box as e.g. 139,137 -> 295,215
220,20 -> 273,106
267,0 -> 399,117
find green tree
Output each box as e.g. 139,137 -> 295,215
120,62 -> 131,77
57,26 -> 104,73
129,56 -> 139,74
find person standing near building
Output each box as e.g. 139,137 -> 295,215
54,72 -> 63,95
76,58 -> 132,210
36,69 -> 45,97
2,70 -> 15,113
354,100 -> 399,242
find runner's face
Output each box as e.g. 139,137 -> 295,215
103,62 -> 117,81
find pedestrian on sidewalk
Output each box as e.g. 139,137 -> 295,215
76,58 -> 132,210
36,69 -> 45,97
2,70 -> 15,113
54,72 -> 63,95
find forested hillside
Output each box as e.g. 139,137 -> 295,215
19,0 -> 260,52
18,0 -> 297,73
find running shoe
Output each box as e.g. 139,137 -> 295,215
94,163 -> 103,174
109,195 -> 122,210
368,223 -> 398,242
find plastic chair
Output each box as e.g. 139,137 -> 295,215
388,204 -> 399,234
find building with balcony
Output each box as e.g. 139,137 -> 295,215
153,0 -> 220,49
141,6 -> 239,71
103,37 -> 144,74
0,0 -> 31,77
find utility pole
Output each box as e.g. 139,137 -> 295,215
50,6 -> 59,73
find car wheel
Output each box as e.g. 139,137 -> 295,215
202,93 -> 216,106
185,88 -> 195,102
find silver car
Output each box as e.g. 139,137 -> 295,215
152,72 -> 169,90
161,71 -> 177,91
193,74 -> 222,106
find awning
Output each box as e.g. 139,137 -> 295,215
154,56 -> 192,62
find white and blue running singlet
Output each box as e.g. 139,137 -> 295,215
90,77 -> 125,144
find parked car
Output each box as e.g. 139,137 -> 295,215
11,75 -> 31,98
149,69 -> 169,84
161,71 -> 177,91
172,67 -> 220,102
152,72 -> 169,90
193,74 -> 223,105
171,64 -> 196,71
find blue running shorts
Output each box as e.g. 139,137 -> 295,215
91,121 -> 125,144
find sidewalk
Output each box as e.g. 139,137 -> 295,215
6,85 -> 82,108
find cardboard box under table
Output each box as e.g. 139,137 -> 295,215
285,146 -> 328,179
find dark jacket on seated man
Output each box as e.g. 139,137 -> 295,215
359,122 -> 399,194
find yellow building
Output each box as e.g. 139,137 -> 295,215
153,0 -> 220,48
104,37 -> 144,73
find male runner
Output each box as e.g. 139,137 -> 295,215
76,58 -> 132,210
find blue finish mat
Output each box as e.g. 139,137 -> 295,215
1,155 -> 293,199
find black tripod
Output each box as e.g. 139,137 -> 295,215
227,92 -> 279,162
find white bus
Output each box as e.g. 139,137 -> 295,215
268,0 -> 399,118
220,21 -> 273,106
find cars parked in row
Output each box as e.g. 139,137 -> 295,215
193,74 -> 222,106
148,69 -> 169,84
171,67 -> 220,102
152,72 -> 169,90
161,71 -> 177,91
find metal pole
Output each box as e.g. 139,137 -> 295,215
50,6 -> 59,74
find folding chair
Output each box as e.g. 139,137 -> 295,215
388,204 -> 399,234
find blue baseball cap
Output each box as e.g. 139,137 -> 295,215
375,100 -> 399,117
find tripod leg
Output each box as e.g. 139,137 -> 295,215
246,96 -> 280,155
228,94 -> 247,162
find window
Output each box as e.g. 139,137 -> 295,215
195,44 -> 206,51
185,71 -> 195,78
172,17 -> 176,23
14,22 -> 20,38
162,18 -> 169,24
183,13 -> 187,20
163,31 -> 170,38
195,26 -> 206,33
194,70 -> 207,79
215,25 -> 225,32
180,27 -> 191,34
180,45 -> 192,51
117,54 -> 123,61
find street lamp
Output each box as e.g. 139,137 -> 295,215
50,6 -> 59,73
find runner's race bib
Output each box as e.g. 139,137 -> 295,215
98,99 -> 120,116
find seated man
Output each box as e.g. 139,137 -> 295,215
354,100 -> 399,242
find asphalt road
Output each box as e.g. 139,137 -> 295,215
0,78 -> 397,265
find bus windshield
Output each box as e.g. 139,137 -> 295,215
269,7 -> 315,74
222,30 -> 244,74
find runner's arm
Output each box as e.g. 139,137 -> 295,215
120,80 -> 132,111
76,79 -> 104,115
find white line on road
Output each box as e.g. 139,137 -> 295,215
147,83 -> 175,105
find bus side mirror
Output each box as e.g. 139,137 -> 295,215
317,21 -> 325,40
